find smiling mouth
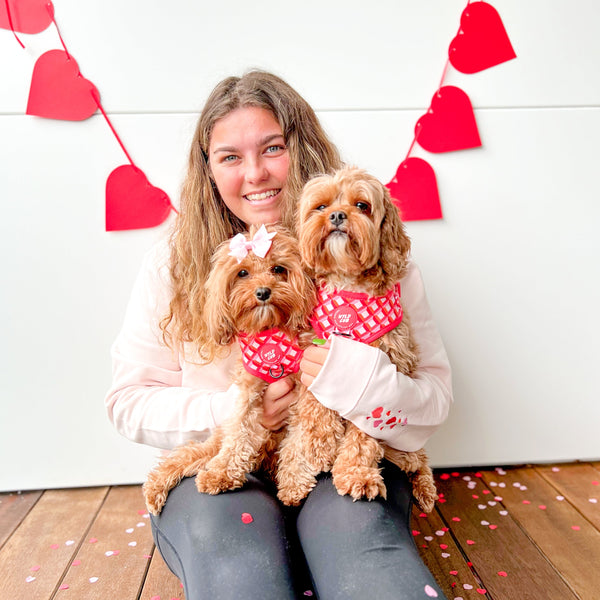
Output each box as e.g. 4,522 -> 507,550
244,189 -> 280,202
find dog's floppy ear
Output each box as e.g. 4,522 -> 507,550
380,186 -> 411,281
203,247 -> 237,347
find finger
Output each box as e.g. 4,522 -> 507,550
303,345 -> 330,363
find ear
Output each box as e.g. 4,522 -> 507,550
287,268 -> 316,331
203,252 -> 237,347
380,187 -> 411,280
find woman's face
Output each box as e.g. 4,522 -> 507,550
208,106 -> 290,226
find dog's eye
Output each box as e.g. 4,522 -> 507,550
316,204 -> 327,211
355,202 -> 371,215
237,269 -> 249,278
272,265 -> 287,275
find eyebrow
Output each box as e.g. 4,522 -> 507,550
212,133 -> 285,154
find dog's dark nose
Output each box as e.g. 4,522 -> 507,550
329,211 -> 347,227
255,287 -> 271,302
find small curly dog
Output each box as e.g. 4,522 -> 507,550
287,165 -> 438,512
143,224 -> 344,515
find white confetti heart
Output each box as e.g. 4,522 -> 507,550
463,583 -> 473,590
89,577 -> 99,583
520,485 -> 528,491
441,552 -> 450,558
481,520 -> 490,526
105,551 -> 114,557
499,482 -> 506,488
136,522 -> 146,527
467,482 -> 476,489
499,510 -> 508,516
424,584 -> 438,597
65,540 -> 75,546
488,501 -> 497,506
490,481 -> 497,487
126,528 -> 134,534
589,498 -> 598,503
425,536 -> 434,542
128,541 -> 137,547
478,504 -> 487,510
435,530 -> 445,537
26,576 -> 36,583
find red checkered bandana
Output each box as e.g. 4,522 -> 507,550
310,283 -> 403,344
238,328 -> 304,383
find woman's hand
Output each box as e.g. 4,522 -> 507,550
299,343 -> 330,387
261,377 -> 298,431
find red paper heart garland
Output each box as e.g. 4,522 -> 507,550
26,50 -> 99,121
106,165 -> 172,231
449,1 -> 516,74
5,0 -> 514,229
415,86 -> 482,153
0,0 -> 53,34
385,1 -> 515,221
386,158 -> 442,222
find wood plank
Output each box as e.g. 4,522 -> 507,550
0,487 -> 108,600
434,469 -> 577,600
140,549 -> 186,600
56,485 -> 154,599
0,490 -> 43,549
480,465 -> 600,600
411,505 -> 485,600
534,462 -> 600,529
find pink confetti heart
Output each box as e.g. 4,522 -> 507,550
241,513 -> 253,524
30,565 -> 41,571
59,584 -> 69,590
424,584 -> 439,597
449,570 -> 458,576
477,589 -> 487,595
452,517 -> 461,522
50,543 -> 59,549
572,525 -> 581,531
72,560 -> 81,566
440,544 -> 448,550
489,524 -> 498,530
466,539 -> 475,545
498,571 -> 508,577
538,505 -> 547,510
89,538 -> 98,544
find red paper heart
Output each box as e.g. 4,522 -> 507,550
416,86 -> 482,153
106,165 -> 173,231
386,158 -> 442,221
0,0 -> 53,34
449,2 -> 516,74
27,50 -> 99,121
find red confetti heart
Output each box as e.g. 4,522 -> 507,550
241,512 -> 253,524
0,0 -> 53,34
498,571 -> 508,577
106,165 -> 173,231
416,86 -> 481,153
466,539 -> 475,545
477,589 -> 487,595
449,570 -> 458,576
27,50 -> 99,121
449,1 -> 516,74
386,158 -> 442,222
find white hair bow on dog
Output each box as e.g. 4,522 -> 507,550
228,225 -> 277,263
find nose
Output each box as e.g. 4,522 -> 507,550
329,211 -> 347,227
245,158 -> 268,183
255,287 -> 271,302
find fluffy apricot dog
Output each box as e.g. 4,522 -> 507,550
143,224 -> 343,514
293,165 -> 438,511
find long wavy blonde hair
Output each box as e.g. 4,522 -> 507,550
161,70 -> 342,351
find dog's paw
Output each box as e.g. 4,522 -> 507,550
333,466 -> 387,501
277,483 -> 313,507
195,469 -> 243,495
142,482 -> 168,516
412,476 -> 438,513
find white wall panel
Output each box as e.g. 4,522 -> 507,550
0,1 -> 599,490
1,1 -> 599,114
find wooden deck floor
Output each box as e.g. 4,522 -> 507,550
1,461 -> 599,599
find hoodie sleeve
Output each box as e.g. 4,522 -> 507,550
104,241 -> 239,450
307,261 -> 452,452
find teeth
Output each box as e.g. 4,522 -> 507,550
245,190 -> 279,201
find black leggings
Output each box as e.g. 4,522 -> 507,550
150,461 -> 447,600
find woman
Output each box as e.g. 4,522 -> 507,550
105,70 -> 452,599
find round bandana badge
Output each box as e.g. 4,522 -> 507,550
259,343 -> 284,366
332,305 -> 358,331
